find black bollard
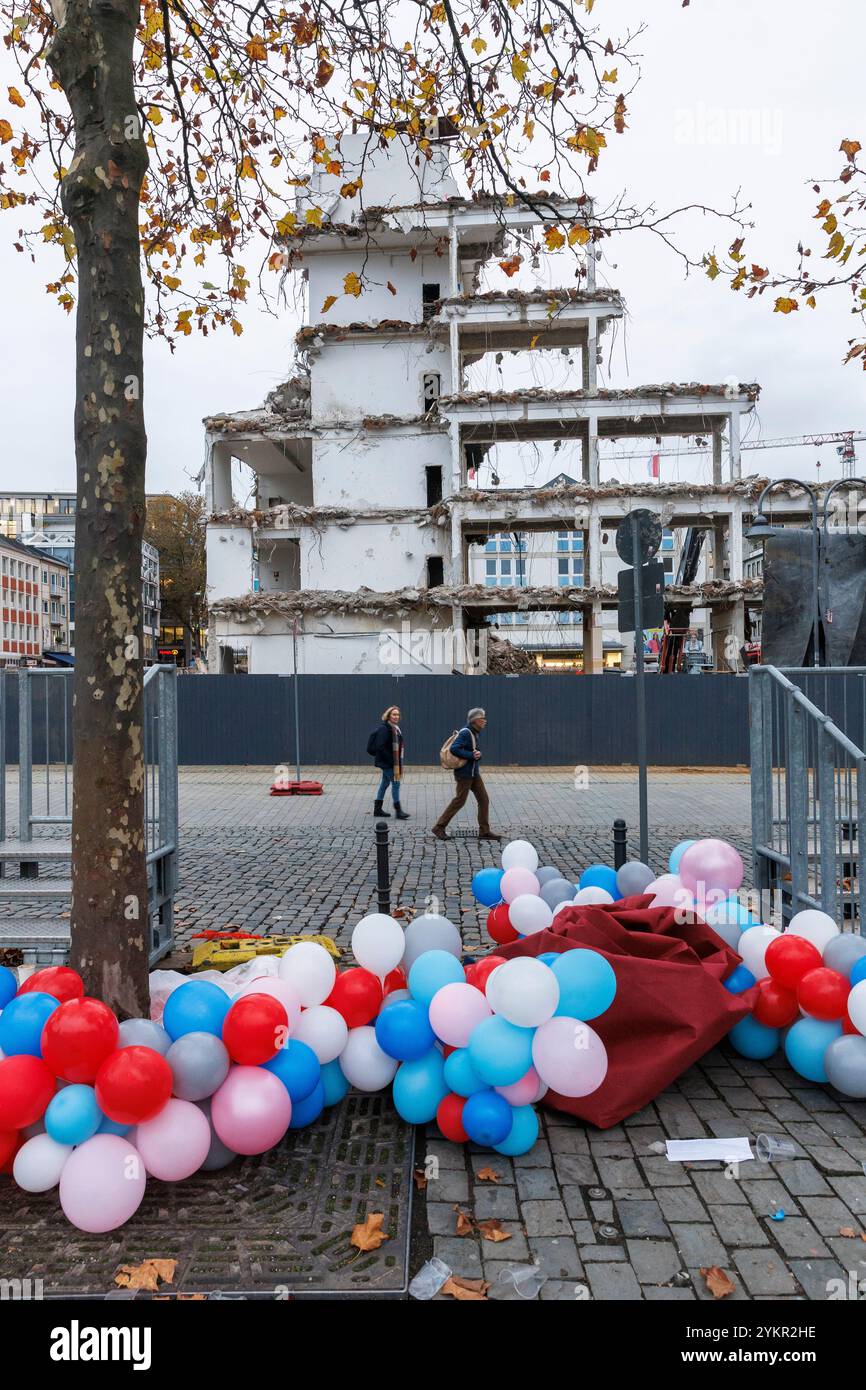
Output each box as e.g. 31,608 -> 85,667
613,818 -> 628,870
376,818 -> 391,915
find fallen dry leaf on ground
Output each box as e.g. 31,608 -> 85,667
475,1166 -> 501,1183
700,1266 -> 735,1299
478,1219 -> 512,1243
350,1213 -> 389,1252
413,1168 -> 428,1191
454,1207 -> 475,1237
441,1275 -> 489,1301
838,1226 -> 861,1239
115,1260 -> 177,1292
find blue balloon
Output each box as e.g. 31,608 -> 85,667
263,1040 -> 321,1102
494,1104 -> 540,1156
552,949 -> 617,1021
289,1079 -> 325,1129
45,1083 -> 102,1145
704,895 -> 756,929
536,952 -> 560,968
723,964 -> 757,995
375,998 -> 435,1061
443,1047 -> 488,1097
0,966 -> 17,1009
785,1017 -> 843,1082
729,1015 -> 779,1060
393,1049 -> 449,1123
669,839 -> 696,874
462,1090 -> 513,1146
0,990 -> 58,1056
408,950 -> 464,1008
98,1116 -> 131,1137
468,1016 -> 534,1087
472,868 -> 504,908
163,980 -> 231,1041
320,1058 -> 350,1107
851,958 -> 866,989
579,864 -> 619,897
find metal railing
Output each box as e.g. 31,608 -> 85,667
0,664 -> 178,962
750,665 -> 866,929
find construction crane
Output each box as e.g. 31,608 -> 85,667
609,430 -> 864,477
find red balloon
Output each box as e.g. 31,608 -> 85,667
797,967 -> 850,1021
0,1055 -> 56,1129
487,904 -> 518,946
95,1046 -> 173,1125
843,1012 -> 860,1035
466,955 -> 507,993
383,967 -> 407,997
17,966 -> 84,1005
41,997 -> 119,1084
222,993 -> 288,1064
764,934 -> 822,991
0,1130 -> 18,1169
753,978 -> 799,1029
436,1092 -> 468,1143
325,968 -> 383,1028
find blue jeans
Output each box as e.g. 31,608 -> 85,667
375,769 -> 401,805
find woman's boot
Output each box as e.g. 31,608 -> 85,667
374,800 -> 390,816
394,804 -> 410,820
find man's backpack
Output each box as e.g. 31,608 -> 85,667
439,728 -> 474,771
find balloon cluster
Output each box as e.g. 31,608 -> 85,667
724,907 -> 866,1094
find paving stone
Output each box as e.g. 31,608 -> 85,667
828,1176 -> 866,1214
595,1156 -> 643,1190
653,1188 -> 710,1225
740,1177 -> 802,1218
626,1240 -> 681,1285
571,1220 -> 595,1243
425,1141 -> 466,1171
772,1160 -> 833,1196
589,1199 -> 614,1221
669,1222 -> 728,1267
805,1144 -> 861,1174
522,1200 -> 572,1237
473,1186 -> 519,1221
528,1237 -> 585,1280
692,1169 -> 748,1205
798,1196 -> 858,1235
547,1127 -> 590,1155
478,1224 -> 530,1260
470,1153 -> 513,1183
513,1142 -> 554,1169
763,1217 -> 830,1258
732,1248 -> 799,1297
578,1244 -> 627,1262
789,1258 -> 851,1301
540,1280 -> 589,1301
429,1170 -> 470,1204
638,1156 -> 692,1187
643,1286 -> 696,1300
516,1168 -> 560,1201
434,1236 -> 483,1277
427,1202 -> 463,1237
616,1199 -> 669,1238
584,1262 -> 643,1300
553,1154 -> 599,1186
689,1267 -> 749,1301
561,1186 -> 588,1220
706,1203 -> 768,1246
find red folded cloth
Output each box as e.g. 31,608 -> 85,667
498,894 -> 757,1129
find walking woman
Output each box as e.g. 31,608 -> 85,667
366,705 -> 410,819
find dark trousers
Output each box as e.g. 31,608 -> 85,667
433,774 -> 491,835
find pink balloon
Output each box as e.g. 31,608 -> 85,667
531,1017 -> 608,1098
495,1066 -> 542,1106
428,982 -> 492,1048
211,1066 -> 291,1154
59,1135 -> 146,1233
233,977 -> 302,1033
646,874 -> 687,909
678,839 -> 744,896
135,1098 -> 212,1181
500,867 -> 540,904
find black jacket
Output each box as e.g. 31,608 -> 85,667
367,721 -> 404,770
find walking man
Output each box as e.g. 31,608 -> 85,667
432,707 -> 501,841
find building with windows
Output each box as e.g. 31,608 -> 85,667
0,535 -> 70,664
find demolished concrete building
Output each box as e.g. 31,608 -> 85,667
203,131 -> 802,675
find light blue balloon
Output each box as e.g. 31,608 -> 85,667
263,1039 -> 321,1102
784,1017 -> 843,1083
468,1016 -> 534,1087
850,958 -> 866,989
579,865 -> 619,897
393,1049 -> 449,1124
494,1104 -> 540,1156
537,952 -> 560,968
443,1047 -> 488,1097
163,980 -> 231,1041
321,1058 -> 350,1107
46,1083 -> 102,1145
289,1079 -> 325,1129
472,868 -> 504,907
552,949 -> 617,1021
704,896 -> 755,929
98,1116 -> 131,1137
0,991 -> 58,1057
0,966 -> 17,1009
723,964 -> 756,995
669,840 -> 696,874
729,1015 -> 779,1061
408,950 -> 464,1008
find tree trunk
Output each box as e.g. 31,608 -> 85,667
49,0 -> 150,1016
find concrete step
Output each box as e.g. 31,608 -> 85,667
0,838 -> 71,862
0,879 -> 72,899
0,919 -> 70,965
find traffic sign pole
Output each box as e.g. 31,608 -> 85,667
631,513 -> 650,862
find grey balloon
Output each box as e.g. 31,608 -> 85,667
402,914 -> 462,971
536,866 -> 562,887
118,1018 -> 172,1055
823,934 -> 866,980
825,1035 -> 866,1098
540,878 -> 576,909
616,861 -> 655,897
197,1100 -> 238,1171
708,919 -> 743,951
167,1031 -> 230,1101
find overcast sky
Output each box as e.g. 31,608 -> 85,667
1,0 -> 863,498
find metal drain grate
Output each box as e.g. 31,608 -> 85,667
0,1093 -> 415,1299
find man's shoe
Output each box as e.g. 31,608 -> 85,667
394,807 -> 410,820
478,831 -> 502,840
374,800 -> 390,817
431,827 -> 450,840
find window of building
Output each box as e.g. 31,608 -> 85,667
426,556 -> 444,588
425,465 -> 442,507
422,372 -> 441,411
422,283 -> 440,321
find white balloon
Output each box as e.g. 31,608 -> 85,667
736,924 -> 781,980
402,914 -> 461,971
508,894 -> 553,937
292,1005 -> 348,1063
278,942 -> 336,1006
352,914 -> 405,977
486,957 -> 560,1028
847,981 -> 866,1036
339,1026 -> 399,1091
13,1133 -> 73,1192
501,839 -> 539,874
573,886 -> 614,906
552,901 -> 574,917
788,909 -> 840,955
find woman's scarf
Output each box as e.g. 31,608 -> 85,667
391,723 -> 403,782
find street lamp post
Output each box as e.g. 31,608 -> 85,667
746,478 -> 821,669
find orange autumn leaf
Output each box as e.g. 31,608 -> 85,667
412,1167 -> 428,1191
441,1275 -> 489,1301
245,38 -> 267,61
478,1219 -> 512,1243
701,1266 -> 735,1299
0,119 -> 12,144
454,1206 -> 475,1237
350,1213 -> 390,1252
498,255 -> 522,277
7,87 -> 24,108
115,1259 -> 177,1292
774,296 -> 799,314
475,1166 -> 501,1183
321,294 -> 338,314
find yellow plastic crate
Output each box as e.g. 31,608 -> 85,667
191,934 -> 340,972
